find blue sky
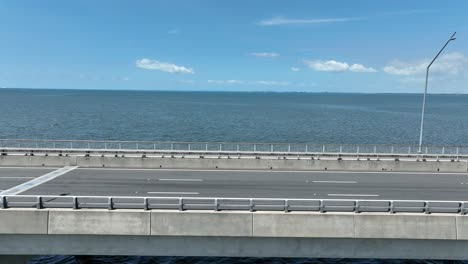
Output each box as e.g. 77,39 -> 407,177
0,0 -> 467,93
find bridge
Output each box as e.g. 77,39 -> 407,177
1,139 -> 468,263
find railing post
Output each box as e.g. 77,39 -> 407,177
253,144 -> 256,152
284,199 -> 289,212
237,144 -> 240,152
389,201 -> 395,214
391,146 -> 394,154
424,201 -> 430,214
305,145 -> 308,153
119,143 -> 121,149
53,142 -> 56,149
37,196 -> 43,209
171,143 -> 174,151
104,143 -> 107,149
205,144 -> 208,151
460,202 -> 466,215
136,143 -> 139,150
249,199 -> 254,212
72,196 -> 78,209
425,146 -> 428,154
188,144 -> 191,151
288,144 -> 291,152
70,142 -> 73,149
319,200 -> 324,213
0,196 -> 6,209
322,145 -> 325,153
219,144 -> 222,151
108,197 -> 113,210
214,198 -> 219,211
153,143 -> 156,150
373,146 -> 376,154
355,200 -> 360,213
271,144 -> 273,152
339,146 -> 342,153
457,146 -> 460,155
442,146 -> 445,155
144,198 -> 149,211
357,146 -> 359,154
179,198 -> 184,211
408,146 -> 411,154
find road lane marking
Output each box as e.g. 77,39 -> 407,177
147,191 -> 200,195
327,194 -> 380,197
76,167 -> 468,175
313,180 -> 357,184
0,166 -> 78,196
158,179 -> 203,182
0,177 -> 35,179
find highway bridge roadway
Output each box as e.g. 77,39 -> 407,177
1,167 -> 468,200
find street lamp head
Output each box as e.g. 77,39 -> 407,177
450,37 -> 456,41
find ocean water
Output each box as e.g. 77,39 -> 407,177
1,89 -> 467,145
1,88 -> 467,263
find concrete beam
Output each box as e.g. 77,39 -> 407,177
151,210 -> 252,237
253,212 -> 354,238
48,209 -> 150,235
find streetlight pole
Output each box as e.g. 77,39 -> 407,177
418,32 -> 456,153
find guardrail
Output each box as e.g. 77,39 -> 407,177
1,139 -> 467,155
1,195 -> 467,214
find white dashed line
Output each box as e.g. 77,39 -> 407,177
158,179 -> 203,182
147,191 -> 200,195
328,194 -> 380,197
0,177 -> 35,179
313,180 -> 357,184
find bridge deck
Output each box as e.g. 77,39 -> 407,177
1,167 -> 468,201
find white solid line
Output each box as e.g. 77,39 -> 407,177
147,191 -> 200,195
0,177 -> 35,179
328,194 -> 380,197
0,166 -> 78,196
75,167 -> 468,175
313,180 -> 357,184
158,179 -> 203,182
0,167 -> 60,170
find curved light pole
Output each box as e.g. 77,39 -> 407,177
418,32 -> 456,153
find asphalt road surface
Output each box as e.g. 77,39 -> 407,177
1,167 -> 468,201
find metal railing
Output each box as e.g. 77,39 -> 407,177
1,195 -> 467,214
1,138 -> 467,155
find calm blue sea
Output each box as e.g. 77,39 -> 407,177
1,88 -> 467,263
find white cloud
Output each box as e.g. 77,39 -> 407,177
383,52 -> 467,76
291,67 -> 300,72
251,52 -> 280,58
258,16 -> 358,26
136,58 -> 194,74
349,64 -> 378,73
207,80 -> 290,86
304,60 -> 377,73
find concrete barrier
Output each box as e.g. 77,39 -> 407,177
0,155 -> 466,172
0,208 -> 48,234
48,209 -> 150,235
354,213 -> 456,240
253,212 -> 354,238
2,209 -> 468,258
151,210 -> 252,236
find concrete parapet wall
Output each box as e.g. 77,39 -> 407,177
0,155 -> 466,172
1,209 -> 468,240
2,209 -> 468,258
48,209 -> 150,235
0,209 -> 48,234
354,213 -> 456,239
253,212 -> 354,238
151,210 -> 252,237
